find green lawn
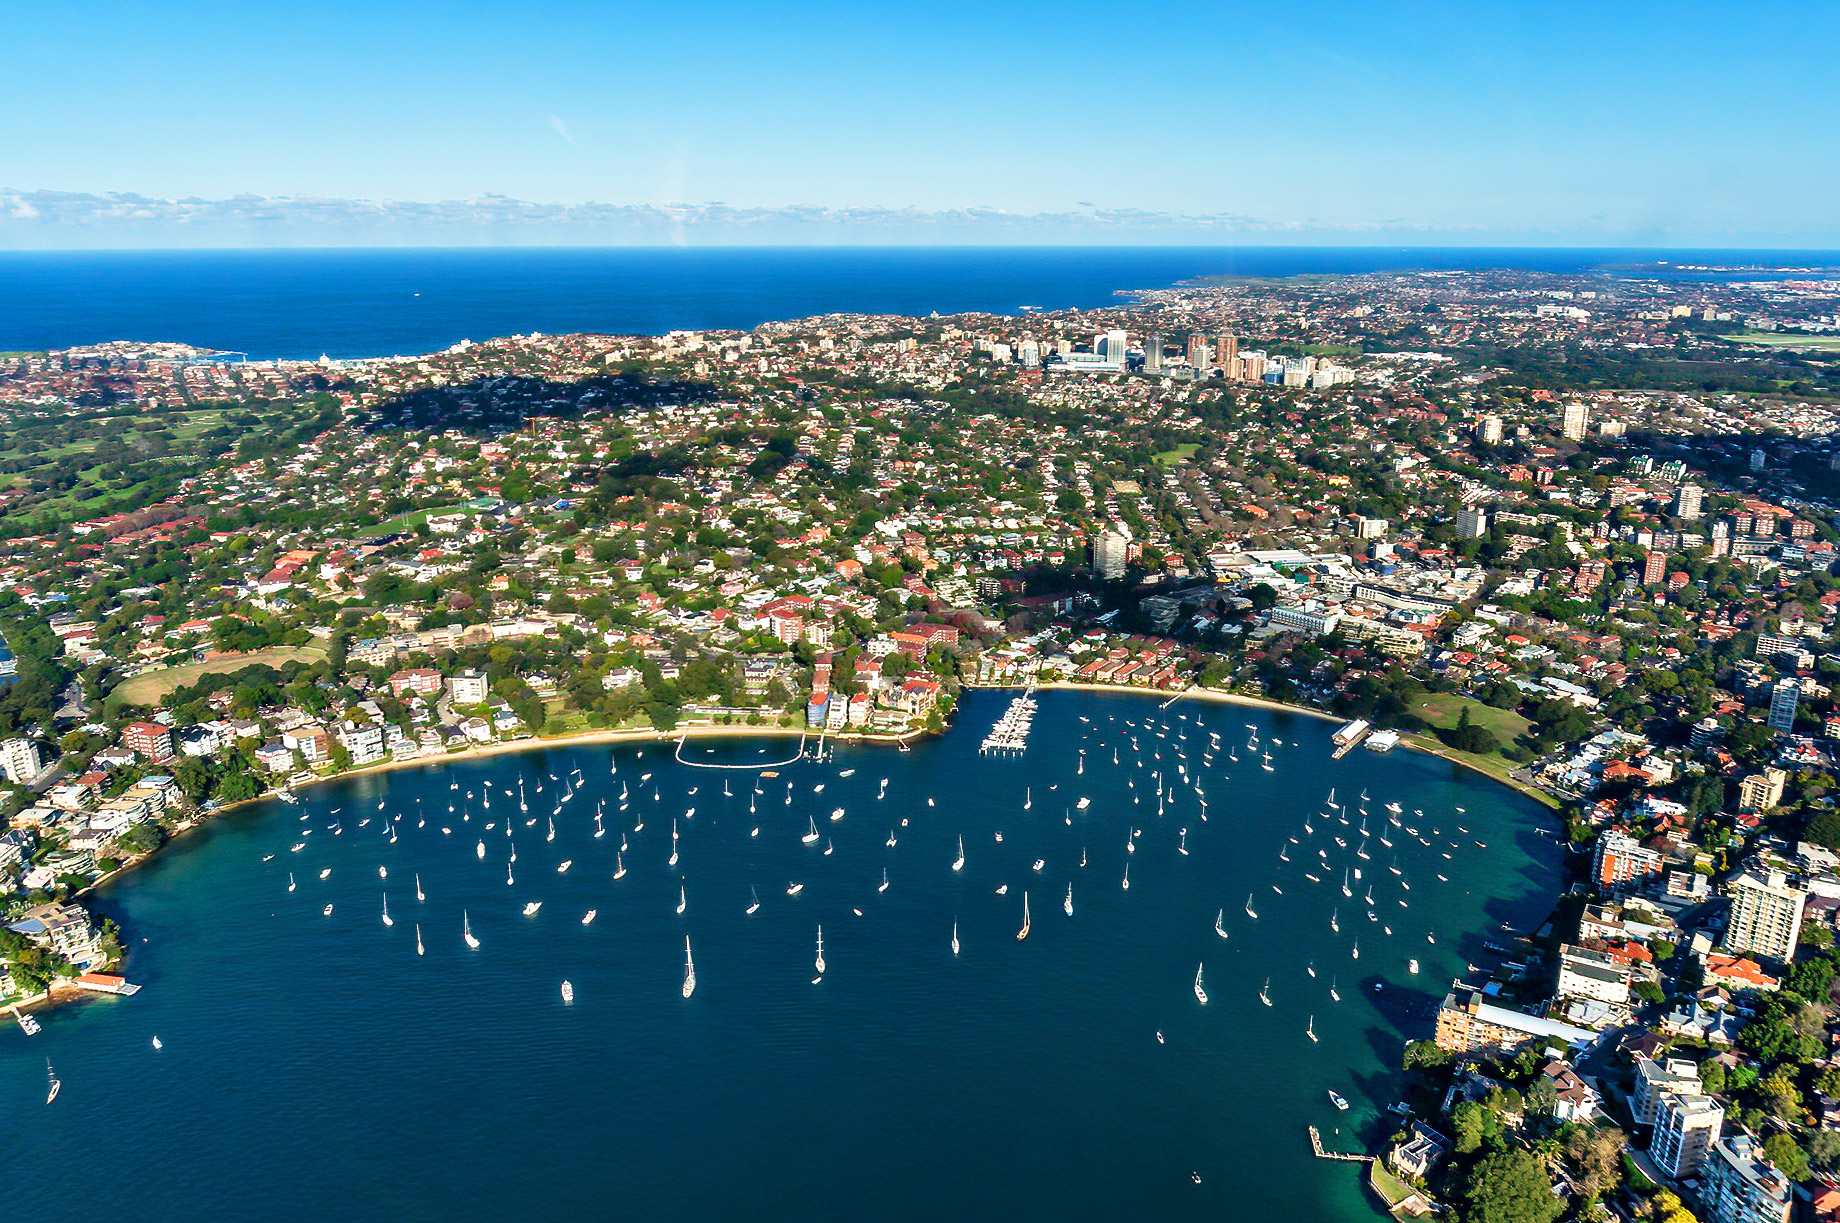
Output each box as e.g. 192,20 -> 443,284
1410,692 -> 1531,745
360,505 -> 467,537
1403,694 -> 1558,808
1725,331 -> 1840,352
1367,1162 -> 1421,1212
1153,443 -> 1199,466
116,645 -> 328,705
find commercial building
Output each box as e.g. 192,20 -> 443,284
1700,1133 -> 1793,1223
123,721 -> 176,764
1456,505 -> 1490,539
1651,1092 -> 1722,1178
1555,944 -> 1632,1005
1767,679 -> 1800,734
1594,829 -> 1664,893
1103,329 -> 1128,364
1268,604 -> 1342,636
1561,403 -> 1590,440
1632,1056 -> 1704,1125
447,669 -> 490,706
1215,333 -> 1238,371
0,737 -> 46,785
1675,483 -> 1704,520
1723,870 -> 1806,964
1479,415 -> 1503,444
1093,528 -> 1131,580
1737,768 -> 1787,814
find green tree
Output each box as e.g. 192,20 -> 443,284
1761,1132 -> 1809,1181
1450,1100 -> 1496,1154
216,771 -> 261,803
1403,1039 -> 1451,1073
1460,1148 -> 1563,1223
1760,1066 -> 1804,1122
1809,1129 -> 1840,1174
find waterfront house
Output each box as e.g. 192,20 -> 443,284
6,902 -> 103,970
1388,1122 -> 1452,1181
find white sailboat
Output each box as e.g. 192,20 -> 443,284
1194,963 -> 1208,1005
1214,908 -> 1229,938
746,887 -> 760,915
415,923 -> 424,956
287,872 -> 296,893
613,853 -> 626,880
803,816 -> 820,845
381,894 -> 393,927
677,884 -> 687,915
1245,893 -> 1258,919
1306,1016 -> 1318,1043
463,910 -> 479,949
1259,977 -> 1272,1006
814,925 -> 826,975
878,868 -> 889,894
1016,891 -> 1031,940
951,920 -> 960,956
682,936 -> 697,997
45,1058 -> 59,1104
952,835 -> 965,871
1121,861 -> 1130,890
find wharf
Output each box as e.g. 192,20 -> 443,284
1308,1126 -> 1374,1163
1331,719 -> 1371,759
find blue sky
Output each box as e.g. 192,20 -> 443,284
4,0 -> 1837,246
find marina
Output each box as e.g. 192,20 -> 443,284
978,688 -> 1038,755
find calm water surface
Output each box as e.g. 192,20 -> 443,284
1,691 -> 1564,1222
3,245 -> 1829,359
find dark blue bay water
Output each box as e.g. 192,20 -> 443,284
2,691 -> 1564,1222
3,246 -> 1834,360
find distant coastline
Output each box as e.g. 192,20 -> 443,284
7,245 -> 1830,361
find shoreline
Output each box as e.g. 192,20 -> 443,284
46,681 -> 1558,1016
1013,681 -> 1559,810
74,719 -> 922,901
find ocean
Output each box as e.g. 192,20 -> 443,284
1,691 -> 1566,1222
2,245 -> 1834,361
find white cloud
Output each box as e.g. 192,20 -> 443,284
0,188 -> 1797,249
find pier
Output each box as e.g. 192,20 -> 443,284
979,689 -> 1038,755
1331,719 -> 1371,759
1308,1126 -> 1374,1163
